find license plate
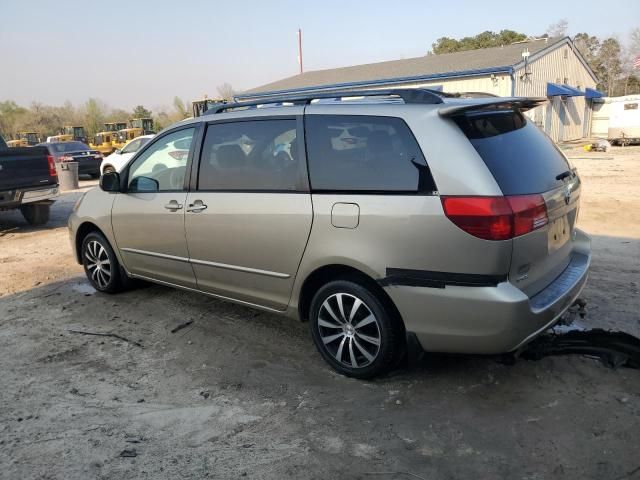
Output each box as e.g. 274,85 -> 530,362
548,215 -> 570,253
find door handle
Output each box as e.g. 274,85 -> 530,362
164,200 -> 183,211
186,201 -> 208,213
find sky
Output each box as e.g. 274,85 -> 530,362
1,0 -> 638,111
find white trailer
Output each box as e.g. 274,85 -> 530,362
605,95 -> 640,145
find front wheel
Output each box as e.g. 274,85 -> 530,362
309,280 -> 403,379
81,231 -> 130,293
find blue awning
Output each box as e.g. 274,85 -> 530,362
562,85 -> 584,96
547,83 -> 584,97
585,87 -> 605,99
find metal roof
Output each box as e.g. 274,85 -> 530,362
244,37 -> 567,97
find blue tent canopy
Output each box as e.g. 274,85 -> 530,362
546,83 -> 584,97
585,87 -> 605,99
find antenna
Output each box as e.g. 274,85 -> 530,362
297,28 -> 303,74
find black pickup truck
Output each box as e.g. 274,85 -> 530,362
0,134 -> 59,225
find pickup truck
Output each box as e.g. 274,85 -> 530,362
0,134 -> 59,225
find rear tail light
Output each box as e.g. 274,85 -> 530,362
441,195 -> 548,241
47,155 -> 57,177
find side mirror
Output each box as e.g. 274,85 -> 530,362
115,149 -> 122,155
100,171 -> 121,192
128,176 -> 159,192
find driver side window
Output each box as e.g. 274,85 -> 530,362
128,128 -> 195,192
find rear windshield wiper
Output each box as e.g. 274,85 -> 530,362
556,170 -> 574,181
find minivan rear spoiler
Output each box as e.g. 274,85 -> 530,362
438,97 -> 547,117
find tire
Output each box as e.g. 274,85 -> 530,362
309,280 -> 403,379
20,204 -> 50,226
81,231 -> 130,293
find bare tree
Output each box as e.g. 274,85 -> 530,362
217,83 -> 236,102
172,97 -> 189,119
80,98 -> 108,138
546,19 -> 569,38
621,28 -> 640,95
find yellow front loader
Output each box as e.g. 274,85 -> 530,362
7,131 -> 39,147
113,118 -> 155,149
47,126 -> 87,143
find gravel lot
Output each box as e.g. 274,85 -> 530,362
1,152 -> 639,480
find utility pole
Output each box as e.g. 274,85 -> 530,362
297,28 -> 303,74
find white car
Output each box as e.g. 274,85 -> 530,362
100,134 -> 155,174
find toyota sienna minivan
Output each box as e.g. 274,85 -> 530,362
69,89 -> 590,378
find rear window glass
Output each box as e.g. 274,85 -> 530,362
454,111 -> 571,195
48,142 -> 90,153
305,115 -> 435,193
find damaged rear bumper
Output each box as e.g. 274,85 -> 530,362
385,234 -> 591,355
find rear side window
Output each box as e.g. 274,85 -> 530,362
454,111 -> 571,195
199,119 -> 303,191
305,115 -> 435,193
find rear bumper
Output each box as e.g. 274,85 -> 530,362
76,159 -> 101,175
385,229 -> 591,355
0,185 -> 59,210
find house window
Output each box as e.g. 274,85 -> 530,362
564,77 -> 569,84
563,49 -> 568,59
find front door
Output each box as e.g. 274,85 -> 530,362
112,127 -> 197,288
185,116 -> 312,310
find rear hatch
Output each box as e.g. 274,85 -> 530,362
451,106 -> 580,297
0,146 -> 55,191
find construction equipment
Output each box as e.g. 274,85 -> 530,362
47,126 -> 87,143
113,118 -> 154,150
192,98 -> 226,117
89,127 -> 117,155
7,131 -> 39,147
104,122 -> 127,133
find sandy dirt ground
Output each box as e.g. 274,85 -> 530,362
0,153 -> 639,480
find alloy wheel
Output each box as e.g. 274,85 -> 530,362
85,240 -> 112,289
317,293 -> 381,368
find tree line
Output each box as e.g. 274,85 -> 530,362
431,22 -> 640,97
0,84 -> 236,142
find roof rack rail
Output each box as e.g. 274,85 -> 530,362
204,88 -> 445,115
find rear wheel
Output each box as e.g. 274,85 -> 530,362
81,231 -> 130,293
20,204 -> 50,226
309,280 -> 402,379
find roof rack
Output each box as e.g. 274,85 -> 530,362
204,88 -> 446,115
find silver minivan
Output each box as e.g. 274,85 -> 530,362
69,89 -> 590,378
